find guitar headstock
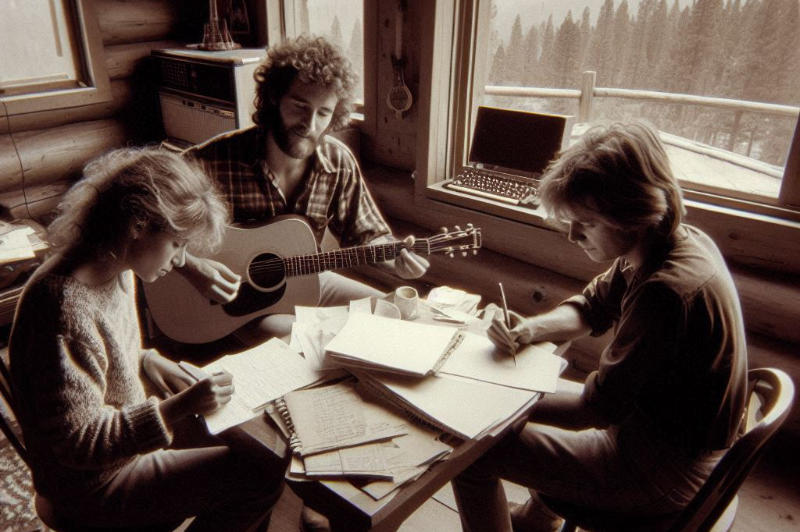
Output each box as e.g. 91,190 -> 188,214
417,224 -> 482,257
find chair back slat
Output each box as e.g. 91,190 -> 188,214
668,367 -> 795,532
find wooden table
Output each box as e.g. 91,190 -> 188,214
241,390 -> 540,532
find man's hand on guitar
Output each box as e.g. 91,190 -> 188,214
178,253 -> 241,303
371,235 -> 430,279
394,236 -> 430,279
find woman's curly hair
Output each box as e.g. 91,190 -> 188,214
253,35 -> 357,132
48,146 -> 229,262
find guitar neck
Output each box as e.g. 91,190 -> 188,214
284,240 -> 427,277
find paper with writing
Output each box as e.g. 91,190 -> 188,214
439,332 -> 565,393
281,381 -> 408,456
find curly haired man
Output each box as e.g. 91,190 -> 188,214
178,36 -> 429,344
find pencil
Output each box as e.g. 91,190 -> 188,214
498,282 -> 517,366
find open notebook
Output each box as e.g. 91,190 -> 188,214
324,313 -> 564,393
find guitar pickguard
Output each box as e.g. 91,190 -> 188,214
222,282 -> 286,316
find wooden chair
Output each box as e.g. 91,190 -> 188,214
541,367 -> 795,532
0,352 -> 184,532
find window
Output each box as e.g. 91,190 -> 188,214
0,0 -> 110,116
421,0 -> 800,219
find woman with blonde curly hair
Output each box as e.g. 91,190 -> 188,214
9,147 -> 287,531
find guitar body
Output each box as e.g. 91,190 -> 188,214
143,217 -> 320,344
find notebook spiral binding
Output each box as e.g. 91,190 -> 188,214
431,331 -> 465,375
274,397 -> 303,454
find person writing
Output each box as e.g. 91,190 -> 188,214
178,35 -> 430,343
452,122 -> 748,531
9,147 -> 287,530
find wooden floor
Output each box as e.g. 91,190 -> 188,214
264,433 -> 800,532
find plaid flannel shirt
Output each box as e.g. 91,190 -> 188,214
185,127 -> 392,247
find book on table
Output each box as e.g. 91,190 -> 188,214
324,312 -> 565,393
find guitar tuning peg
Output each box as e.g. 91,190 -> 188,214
473,249 -> 478,255
466,222 -> 473,228
461,251 -> 467,257
454,225 -> 462,232
448,252 -> 454,258
440,226 -> 448,233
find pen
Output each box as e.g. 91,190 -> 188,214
498,282 -> 517,366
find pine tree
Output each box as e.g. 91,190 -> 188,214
522,25 -> 540,86
539,15 -> 556,86
507,15 -> 525,86
553,11 -> 582,87
348,19 -> 364,100
330,16 -> 343,50
488,43 -> 507,85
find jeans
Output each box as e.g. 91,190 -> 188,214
451,420 -> 724,532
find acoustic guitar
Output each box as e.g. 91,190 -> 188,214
143,217 -> 482,344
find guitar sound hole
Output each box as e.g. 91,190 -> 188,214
221,253 -> 287,317
248,253 -> 285,290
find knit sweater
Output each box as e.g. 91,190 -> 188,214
9,263 -> 171,501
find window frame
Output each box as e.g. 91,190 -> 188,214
0,0 -> 111,117
416,0 -> 800,224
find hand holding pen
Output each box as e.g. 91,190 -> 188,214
484,283 -> 523,366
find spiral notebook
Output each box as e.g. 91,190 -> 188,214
272,380 -> 408,456
324,313 -> 465,377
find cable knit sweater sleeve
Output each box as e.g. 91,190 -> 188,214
9,270 -> 171,487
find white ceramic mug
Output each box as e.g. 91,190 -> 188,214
393,286 -> 419,320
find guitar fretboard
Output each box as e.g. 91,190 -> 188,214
284,241 -> 427,277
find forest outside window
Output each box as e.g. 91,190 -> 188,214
0,0 -> 110,117
438,0 -> 800,219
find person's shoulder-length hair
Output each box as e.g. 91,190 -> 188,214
252,35 -> 357,132
539,121 -> 686,237
48,146 -> 229,261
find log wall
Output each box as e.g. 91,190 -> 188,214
0,0 -> 184,223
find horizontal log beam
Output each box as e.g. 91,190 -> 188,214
105,40 -> 182,80
3,80 -> 132,134
0,181 -> 72,220
97,0 -> 181,45
0,119 -> 128,194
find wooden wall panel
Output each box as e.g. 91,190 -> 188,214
105,40 -> 181,80
4,80 -> 132,134
97,0 -> 181,45
0,135 -> 23,193
8,120 -> 128,192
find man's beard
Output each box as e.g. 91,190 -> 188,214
271,111 -> 322,160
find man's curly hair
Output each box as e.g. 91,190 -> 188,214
253,35 -> 357,132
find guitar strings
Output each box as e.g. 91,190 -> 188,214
241,232 -> 476,275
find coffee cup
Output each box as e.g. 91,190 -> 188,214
393,286 -> 419,320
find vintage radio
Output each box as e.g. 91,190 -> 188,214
152,48 -> 266,146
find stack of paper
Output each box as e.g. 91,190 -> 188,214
324,313 -> 565,392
